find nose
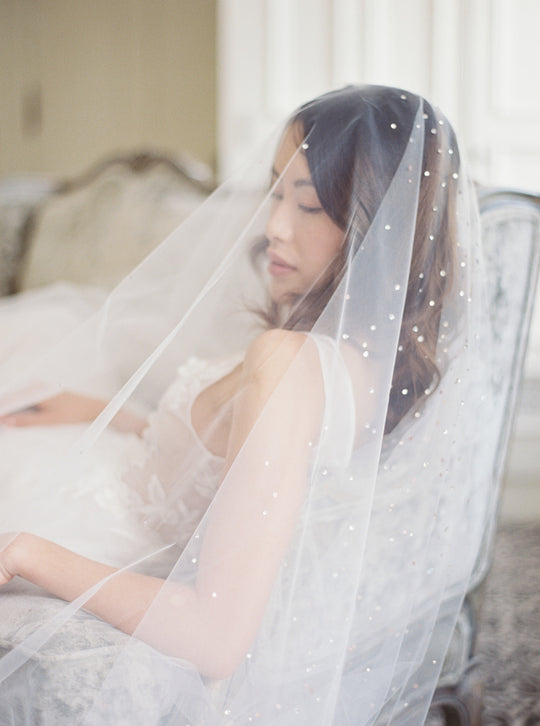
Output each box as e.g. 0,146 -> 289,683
266,197 -> 294,245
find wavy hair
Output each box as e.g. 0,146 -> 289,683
255,85 -> 460,433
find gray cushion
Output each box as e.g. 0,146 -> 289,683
0,177 -> 56,295
0,582 -> 184,725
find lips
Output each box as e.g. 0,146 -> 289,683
267,251 -> 296,276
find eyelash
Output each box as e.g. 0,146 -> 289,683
270,192 -> 322,214
298,204 -> 323,214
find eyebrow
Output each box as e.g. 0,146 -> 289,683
271,167 -> 315,188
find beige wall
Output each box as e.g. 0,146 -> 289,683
0,0 -> 216,178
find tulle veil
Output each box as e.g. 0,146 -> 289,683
0,85 -> 493,725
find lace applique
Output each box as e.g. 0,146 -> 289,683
122,355 -> 240,547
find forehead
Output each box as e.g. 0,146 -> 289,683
273,123 -> 311,179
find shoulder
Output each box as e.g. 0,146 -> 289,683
244,329 -> 308,369
242,329 -> 323,397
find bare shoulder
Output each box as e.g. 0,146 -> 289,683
244,328 -> 308,365
223,331 -> 324,466
242,329 -> 323,396
231,330 -> 326,451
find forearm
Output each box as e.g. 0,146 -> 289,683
3,533 -> 241,677
6,533 -> 164,634
82,396 -> 147,435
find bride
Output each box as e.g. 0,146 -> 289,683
0,85 -> 489,724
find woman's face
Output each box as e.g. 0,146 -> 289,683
265,124 -> 345,304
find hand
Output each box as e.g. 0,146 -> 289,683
0,533 -> 19,586
0,392 -> 104,428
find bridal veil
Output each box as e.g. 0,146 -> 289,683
0,85 -> 492,725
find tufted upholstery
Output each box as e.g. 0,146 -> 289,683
1,153 -> 212,296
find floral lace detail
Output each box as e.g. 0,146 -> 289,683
123,355 -> 241,547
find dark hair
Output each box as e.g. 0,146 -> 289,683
257,85 -> 460,433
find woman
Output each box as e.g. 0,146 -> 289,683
0,86 -> 489,724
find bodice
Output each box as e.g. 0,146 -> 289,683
123,354 -> 241,547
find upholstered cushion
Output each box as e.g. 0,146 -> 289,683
18,157 -> 210,292
0,581 -> 190,725
0,177 -> 57,296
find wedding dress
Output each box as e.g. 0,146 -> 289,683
0,296 -> 360,724
0,289 -> 352,558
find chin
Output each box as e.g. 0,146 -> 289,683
269,284 -> 299,306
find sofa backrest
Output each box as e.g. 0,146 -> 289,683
16,153 -> 211,292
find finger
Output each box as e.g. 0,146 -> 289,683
1,407 -> 52,427
1,414 -> 37,426
0,405 -> 40,422
0,533 -> 19,582
0,532 -> 19,551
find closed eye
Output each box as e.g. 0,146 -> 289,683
298,204 -> 323,214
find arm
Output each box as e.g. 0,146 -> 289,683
1,330 -> 324,678
0,391 -> 146,434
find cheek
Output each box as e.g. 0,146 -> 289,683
314,227 -> 344,265
294,216 -> 345,283
303,237 -> 343,283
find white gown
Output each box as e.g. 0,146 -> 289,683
0,285 -> 249,724
0,283 -> 355,564
0,285 -> 241,564
0,283 -> 359,725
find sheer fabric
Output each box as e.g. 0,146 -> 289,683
0,85 -> 491,725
